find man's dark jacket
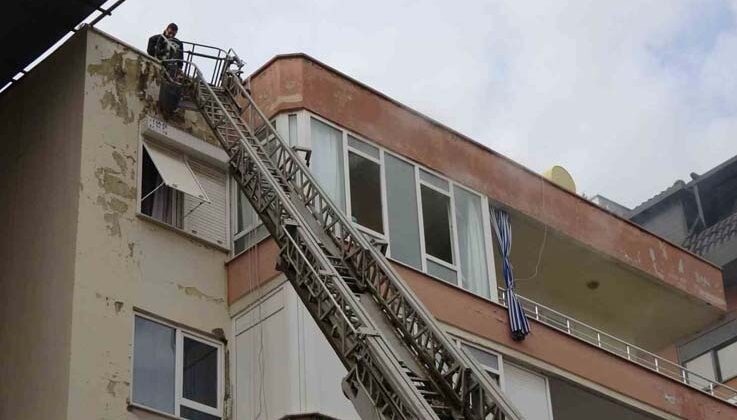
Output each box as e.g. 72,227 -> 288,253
147,34 -> 183,66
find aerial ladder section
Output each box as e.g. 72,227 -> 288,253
167,45 -> 524,420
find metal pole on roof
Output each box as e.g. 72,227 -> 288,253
88,0 -> 128,27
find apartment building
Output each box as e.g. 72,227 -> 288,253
1,23 -> 737,420
594,154 -> 737,395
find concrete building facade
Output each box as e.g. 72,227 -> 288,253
1,26 -> 736,420
595,154 -> 737,394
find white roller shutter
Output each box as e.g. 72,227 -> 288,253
505,363 -> 554,420
183,159 -> 228,247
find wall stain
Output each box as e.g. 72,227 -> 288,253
95,167 -> 136,199
96,194 -> 130,238
88,51 -> 158,125
94,292 -> 125,315
103,213 -> 122,237
111,151 -> 128,176
94,159 -> 136,238
89,47 -> 221,151
177,284 -> 225,304
662,392 -> 678,405
167,109 -> 220,147
333,89 -> 354,109
106,379 -> 129,397
694,272 -> 711,289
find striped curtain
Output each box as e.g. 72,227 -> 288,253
490,207 -> 530,341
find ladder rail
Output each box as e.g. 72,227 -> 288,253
280,225 -> 442,420
221,71 -> 523,420
180,62 -> 442,420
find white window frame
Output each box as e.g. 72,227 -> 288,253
235,110 -> 498,301
418,167 -> 459,274
344,133 -> 389,241
137,118 -> 230,251
457,339 -> 554,420
130,312 -> 225,419
457,340 -> 505,384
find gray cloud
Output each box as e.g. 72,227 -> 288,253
97,0 -> 737,207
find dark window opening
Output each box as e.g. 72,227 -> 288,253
421,185 -> 453,264
183,337 -> 218,408
349,151 -> 383,233
140,148 -> 183,227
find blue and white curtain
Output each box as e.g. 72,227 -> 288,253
490,207 -> 530,341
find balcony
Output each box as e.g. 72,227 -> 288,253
503,210 -> 725,352
499,287 -> 737,404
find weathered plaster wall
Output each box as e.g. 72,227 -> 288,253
0,32 -> 86,420
64,28 -> 231,419
248,54 -> 725,311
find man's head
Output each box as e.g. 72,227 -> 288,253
164,23 -> 178,38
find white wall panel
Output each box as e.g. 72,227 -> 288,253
505,363 -> 554,420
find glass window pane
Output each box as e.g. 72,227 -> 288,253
181,406 -> 220,420
236,188 -> 259,234
421,185 -> 453,263
234,225 -> 270,255
349,151 -> 383,233
386,155 -> 422,269
427,258 -> 457,284
133,316 -> 176,414
420,169 -> 449,191
454,186 -> 490,298
685,352 -> 716,385
718,342 -> 737,380
183,337 -> 219,408
310,118 -> 345,210
288,114 -> 298,146
348,135 -> 379,159
462,344 -> 499,371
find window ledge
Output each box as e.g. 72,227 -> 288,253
128,402 -> 183,420
136,212 -> 230,253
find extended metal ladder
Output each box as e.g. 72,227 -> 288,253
172,47 -> 523,420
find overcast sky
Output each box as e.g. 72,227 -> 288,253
95,0 -> 737,208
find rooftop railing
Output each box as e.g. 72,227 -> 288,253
179,41 -> 244,86
498,287 -> 737,405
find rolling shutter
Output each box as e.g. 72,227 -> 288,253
183,159 -> 228,247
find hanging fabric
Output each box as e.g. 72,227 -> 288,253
490,207 -> 531,341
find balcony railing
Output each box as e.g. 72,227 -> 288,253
498,288 -> 737,404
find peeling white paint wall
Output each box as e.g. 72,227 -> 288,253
64,29 -> 231,419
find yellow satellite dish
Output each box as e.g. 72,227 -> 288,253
543,165 -> 576,193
